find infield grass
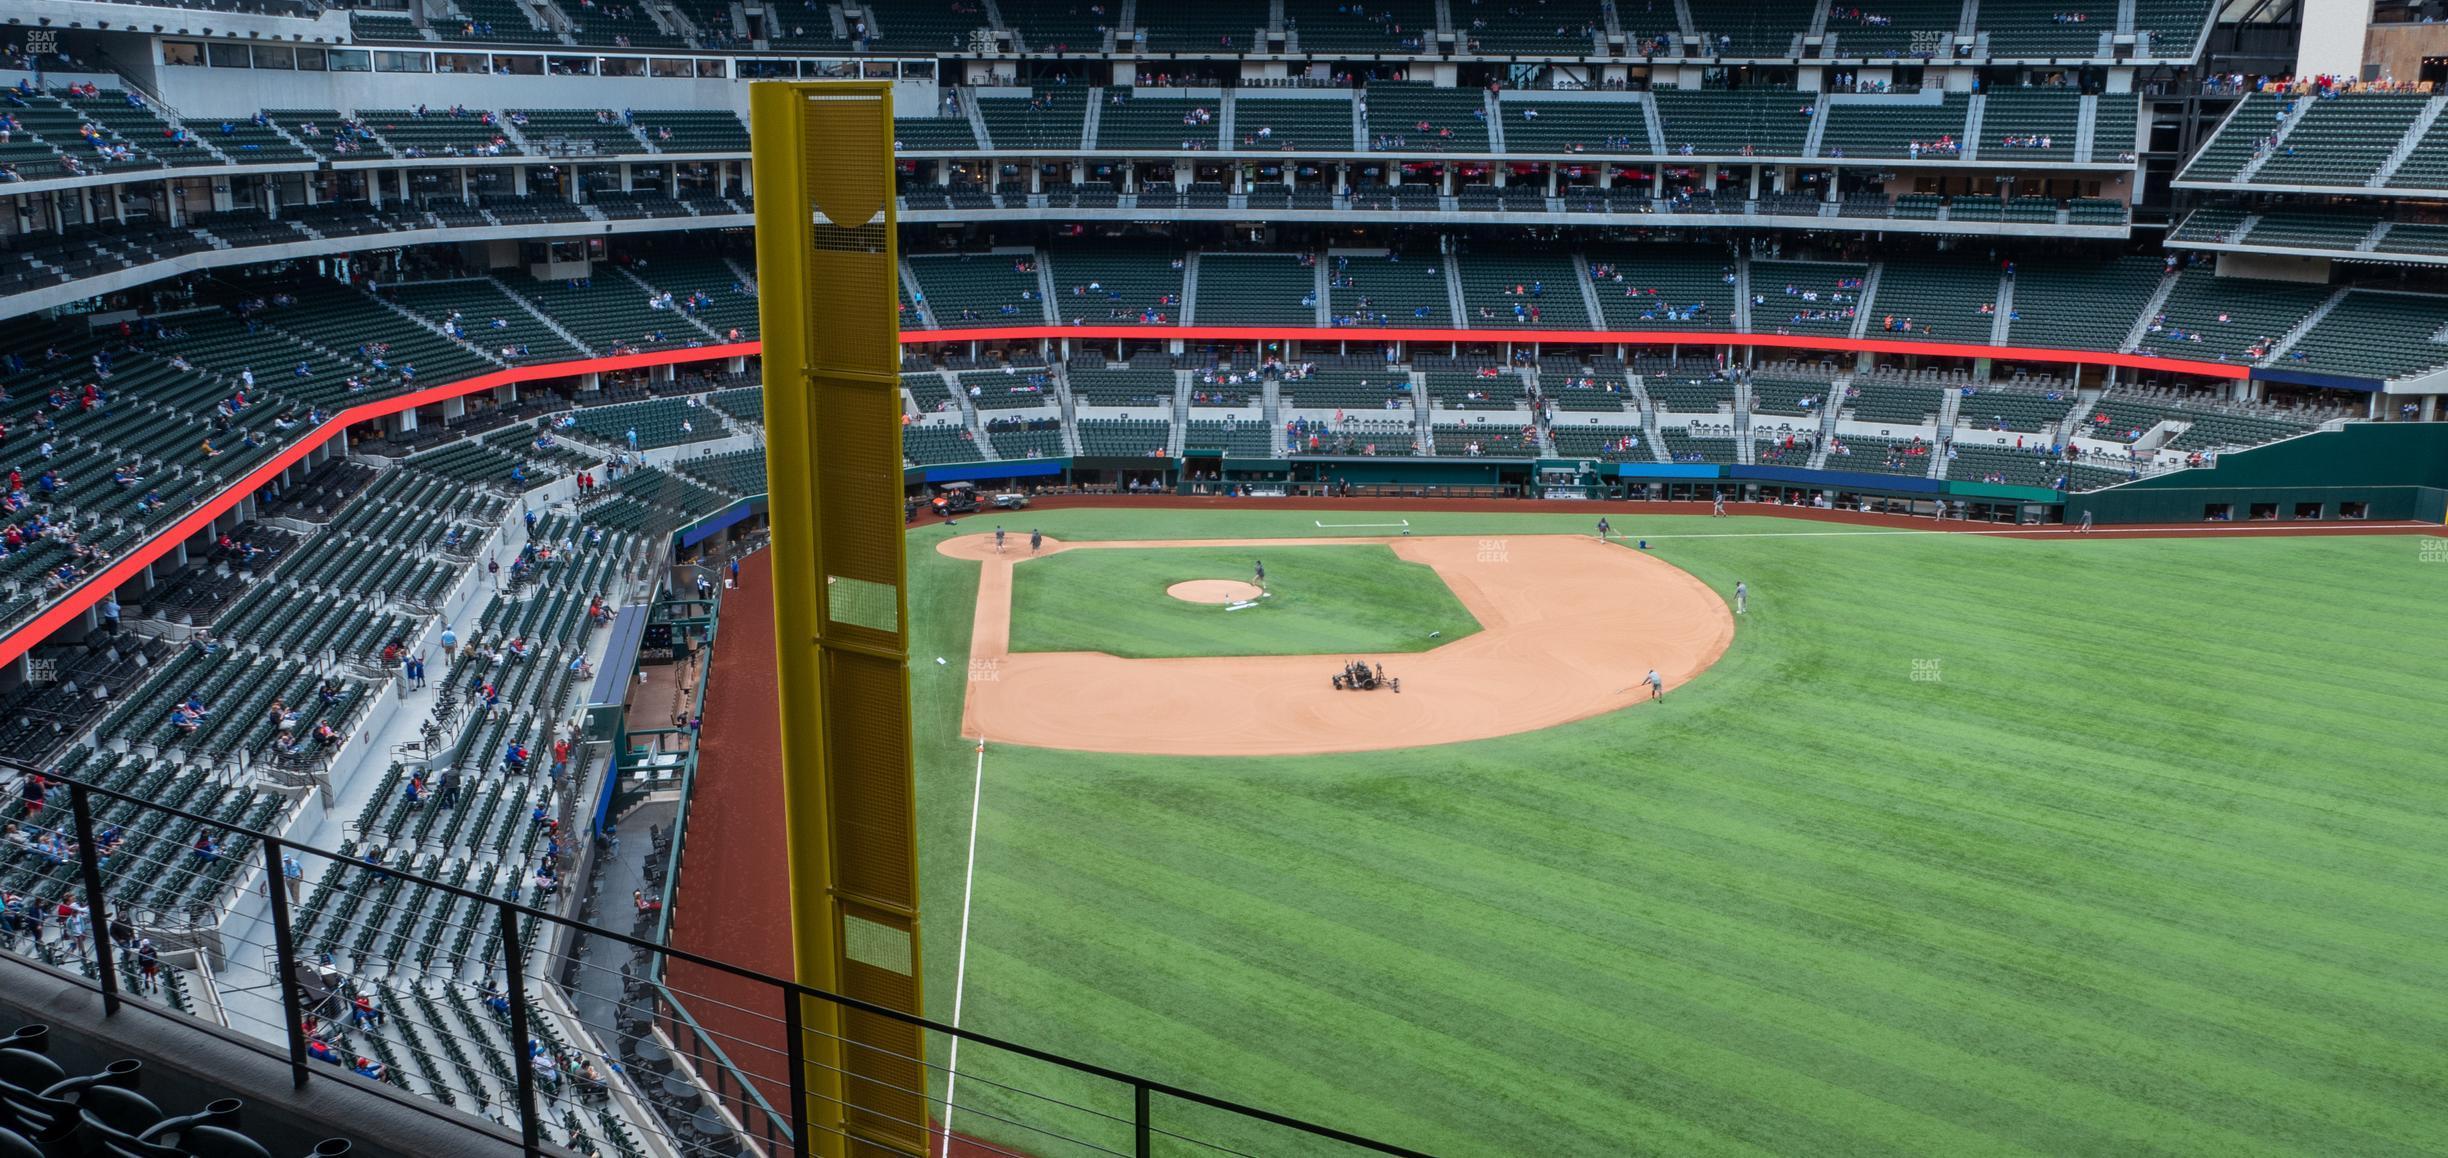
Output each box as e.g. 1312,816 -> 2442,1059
905,509 -> 2448,1158
1006,543 -> 1481,658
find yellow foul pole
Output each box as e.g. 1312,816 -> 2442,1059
750,79 -> 927,1158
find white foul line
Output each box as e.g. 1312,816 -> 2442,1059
1612,521 -> 2440,541
1314,518 -> 1413,528
939,737 -> 989,1157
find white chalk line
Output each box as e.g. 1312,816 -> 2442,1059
1313,519 -> 1412,528
938,737 -> 988,1157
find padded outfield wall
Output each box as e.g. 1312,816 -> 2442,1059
2067,424 -> 2448,525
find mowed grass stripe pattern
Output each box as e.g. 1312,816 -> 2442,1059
1008,543 -> 1481,658
903,511 -> 2448,1157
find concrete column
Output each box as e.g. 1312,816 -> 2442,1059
2294,0 -> 2370,79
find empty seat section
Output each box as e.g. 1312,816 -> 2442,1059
975,90 -> 1091,149
500,275 -> 700,353
1652,89 -> 1813,156
958,368 -> 1058,411
1000,0 -> 1111,50
1045,248 -> 1185,324
1824,435 -> 1936,474
1979,90 -> 2080,160
1586,247 -> 1738,330
1137,0 -> 1269,50
2004,256 -> 2163,353
1230,95 -> 1356,151
1457,253 -> 1587,329
865,0 -> 992,49
903,423 -> 986,465
1285,0 -> 1435,51
1431,423 -> 1539,456
1976,0 -> 2113,56
632,109 -> 749,152
2131,0 -> 2213,57
1459,0 -> 1611,52
1824,0 -> 1965,56
1364,83 -> 1490,152
1865,261 -> 1999,344
1950,443 -> 2067,486
2384,113 -> 2448,190
2253,94 -> 2427,187
1501,96 -> 1652,154
2281,292 -> 2448,381
1069,366 -> 1177,407
1549,424 -> 1649,461
1328,252 -> 1450,327
1818,94 -> 1971,159
1192,254 -> 1317,326
1424,369 -> 1529,410
2136,271 -> 2329,363
1076,418 -> 1172,455
1096,94 -> 1223,151
2241,210 -> 2380,250
1691,0 -> 1815,54
894,116 -> 979,151
1750,260 -> 1866,334
908,253 -> 1046,325
362,108 -> 520,158
1184,420 -> 1276,457
2177,93 -> 2280,181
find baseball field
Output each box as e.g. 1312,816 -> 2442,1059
898,507 -> 2448,1157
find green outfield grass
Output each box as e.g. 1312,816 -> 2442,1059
1007,543 -> 1481,658
905,509 -> 2448,1158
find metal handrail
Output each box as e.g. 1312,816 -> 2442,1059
19,770 -> 1437,1158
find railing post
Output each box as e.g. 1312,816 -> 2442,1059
1135,1083 -> 1152,1158
67,782 -> 120,1017
784,987 -> 812,1158
260,836 -> 311,1091
500,907 -> 542,1158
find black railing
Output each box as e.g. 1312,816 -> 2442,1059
6,770 -> 1437,1158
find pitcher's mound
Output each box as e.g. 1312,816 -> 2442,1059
1167,580 -> 1265,605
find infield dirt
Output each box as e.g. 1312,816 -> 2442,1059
939,532 -> 1735,755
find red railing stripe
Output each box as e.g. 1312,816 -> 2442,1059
0,325 -> 2243,665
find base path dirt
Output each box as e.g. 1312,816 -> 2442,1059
938,533 -> 1735,756
1166,579 -> 1266,604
